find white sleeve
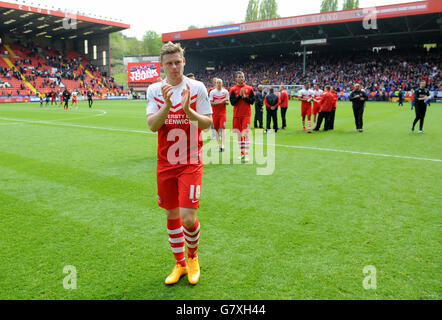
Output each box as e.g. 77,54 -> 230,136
224,89 -> 230,103
208,90 -> 214,103
146,86 -> 159,115
196,83 -> 212,115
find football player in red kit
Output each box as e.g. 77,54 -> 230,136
229,71 -> 255,162
312,84 -> 323,128
146,42 -> 213,286
209,78 -> 229,151
298,83 -> 314,133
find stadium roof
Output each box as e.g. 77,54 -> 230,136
162,0 -> 442,54
0,1 -> 130,40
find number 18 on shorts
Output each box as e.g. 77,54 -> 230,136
157,165 -> 203,210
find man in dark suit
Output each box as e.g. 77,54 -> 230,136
398,90 -> 404,107
349,84 -> 368,132
254,85 -> 264,129
412,81 -> 430,134
87,89 -> 94,108
62,88 -> 71,110
264,88 -> 279,133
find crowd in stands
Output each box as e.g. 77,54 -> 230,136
193,48 -> 441,97
0,66 -> 18,80
0,41 -> 124,97
2,43 -> 440,100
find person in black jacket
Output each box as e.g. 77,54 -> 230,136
349,84 -> 368,132
45,92 -> 51,107
254,85 -> 264,129
264,88 -> 279,133
62,89 -> 71,110
87,90 -> 94,109
398,90 -> 404,107
412,81 -> 430,133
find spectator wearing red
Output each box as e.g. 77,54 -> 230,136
279,85 -> 289,130
314,85 -> 334,132
330,87 -> 338,130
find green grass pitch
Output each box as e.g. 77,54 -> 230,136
0,99 -> 440,300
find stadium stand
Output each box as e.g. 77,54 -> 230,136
0,1 -> 130,101
0,41 -> 119,96
193,47 -> 441,99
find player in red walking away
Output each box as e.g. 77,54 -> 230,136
229,71 -> 255,162
298,83 -> 314,133
50,90 -> 56,106
146,42 -> 213,286
209,78 -> 229,152
312,84 -> 323,128
71,90 -> 78,109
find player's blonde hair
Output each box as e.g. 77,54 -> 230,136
160,42 -> 185,61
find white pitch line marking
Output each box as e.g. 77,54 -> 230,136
265,143 -> 442,163
0,122 -> 23,126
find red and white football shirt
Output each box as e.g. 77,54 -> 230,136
146,77 -> 212,166
209,88 -> 229,115
312,89 -> 324,102
209,88 -> 229,130
312,89 -> 323,113
299,89 -> 314,106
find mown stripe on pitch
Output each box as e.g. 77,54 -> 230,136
0,117 -> 441,163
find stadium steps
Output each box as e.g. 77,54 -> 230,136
1,57 -> 37,94
2,43 -> 114,96
3,45 -> 18,58
80,64 -> 95,80
74,72 -> 85,88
